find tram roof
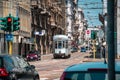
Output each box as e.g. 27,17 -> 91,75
53,35 -> 69,41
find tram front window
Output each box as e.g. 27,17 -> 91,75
58,41 -> 62,49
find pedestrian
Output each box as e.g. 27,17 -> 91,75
101,45 -> 105,58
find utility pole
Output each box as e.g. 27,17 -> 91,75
107,0 -> 115,80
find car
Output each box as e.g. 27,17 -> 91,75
0,54 -> 40,80
71,47 -> 78,53
80,47 -> 86,52
60,61 -> 120,80
26,50 -> 41,61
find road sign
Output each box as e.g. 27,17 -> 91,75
86,30 -> 91,38
86,30 -> 90,34
6,34 -> 13,41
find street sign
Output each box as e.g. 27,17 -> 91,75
6,34 -> 13,41
86,30 -> 90,34
86,30 -> 91,38
34,30 -> 46,36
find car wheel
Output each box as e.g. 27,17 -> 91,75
34,76 -> 40,80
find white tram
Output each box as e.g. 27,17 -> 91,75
53,35 -> 71,58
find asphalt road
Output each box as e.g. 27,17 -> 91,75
29,51 -> 102,80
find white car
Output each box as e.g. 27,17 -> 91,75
60,61 -> 120,80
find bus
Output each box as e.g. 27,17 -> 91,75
53,35 -> 71,58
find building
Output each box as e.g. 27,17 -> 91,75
75,8 -> 87,45
116,0 -> 120,58
30,0 -> 66,54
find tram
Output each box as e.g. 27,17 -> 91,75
53,35 -> 71,58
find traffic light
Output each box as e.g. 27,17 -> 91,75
0,17 -> 7,30
0,14 -> 20,32
91,31 -> 96,40
7,17 -> 12,26
13,17 -> 20,31
6,17 -> 12,31
0,17 -> 6,26
0,14 -> 13,32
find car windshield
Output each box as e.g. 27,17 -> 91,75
64,72 -> 120,80
28,51 -> 39,54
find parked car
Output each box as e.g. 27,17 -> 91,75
0,54 -> 40,80
71,47 -> 78,53
80,47 -> 86,52
60,61 -> 120,80
26,50 -> 41,61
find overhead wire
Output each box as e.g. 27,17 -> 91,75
78,0 -> 103,26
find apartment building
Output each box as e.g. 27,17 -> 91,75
31,0 -> 66,54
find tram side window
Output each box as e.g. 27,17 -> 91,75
66,41 -> 68,48
55,41 -> 57,48
63,41 -> 65,48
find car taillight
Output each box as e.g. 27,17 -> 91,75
0,68 -> 8,76
60,72 -> 66,80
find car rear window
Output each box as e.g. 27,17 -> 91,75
64,71 -> 120,80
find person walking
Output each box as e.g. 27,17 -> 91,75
101,45 -> 107,63
101,45 -> 105,58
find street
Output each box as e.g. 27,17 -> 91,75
29,51 -> 102,80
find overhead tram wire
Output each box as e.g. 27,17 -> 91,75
78,7 -> 103,9
78,1 -> 103,10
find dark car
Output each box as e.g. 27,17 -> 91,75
60,61 -> 120,80
0,54 -> 40,80
80,47 -> 86,52
26,51 -> 41,61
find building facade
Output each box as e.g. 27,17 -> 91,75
30,0 -> 66,54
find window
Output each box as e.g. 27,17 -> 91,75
63,41 -> 65,48
15,56 -> 29,68
58,41 -> 62,49
4,56 -> 14,71
11,56 -> 19,67
55,41 -> 57,48
66,41 -> 68,48
64,72 -> 109,80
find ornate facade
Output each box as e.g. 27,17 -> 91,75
31,0 -> 66,54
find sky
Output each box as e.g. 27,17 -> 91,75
78,0 -> 103,27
